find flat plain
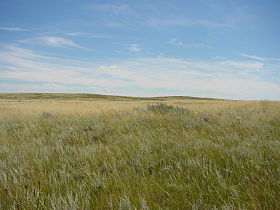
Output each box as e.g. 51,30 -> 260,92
0,93 -> 279,209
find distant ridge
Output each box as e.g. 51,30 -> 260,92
0,93 -> 217,101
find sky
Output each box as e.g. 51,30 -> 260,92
0,0 -> 280,100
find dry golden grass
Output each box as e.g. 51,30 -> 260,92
1,98 -> 276,119
0,94 -> 279,209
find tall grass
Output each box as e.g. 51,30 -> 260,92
0,101 -> 279,209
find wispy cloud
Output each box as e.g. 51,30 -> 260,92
0,45 -> 129,88
168,38 -> 186,47
65,32 -> 85,37
0,26 -> 28,31
38,37 -> 83,48
65,32 -> 114,39
85,3 -> 247,30
19,36 -> 87,49
127,44 -> 141,52
87,4 -> 133,14
86,3 -> 139,28
218,60 -> 264,71
1,45 -> 279,99
240,53 -> 280,63
146,6 -> 253,29
86,3 -> 138,19
0,82 -> 74,93
168,38 -> 213,49
146,18 -> 233,28
240,53 -> 266,61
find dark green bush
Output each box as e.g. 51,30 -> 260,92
147,103 -> 190,115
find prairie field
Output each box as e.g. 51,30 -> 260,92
0,93 -> 279,209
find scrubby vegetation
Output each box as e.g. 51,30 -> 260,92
0,98 -> 279,209
147,103 -> 190,115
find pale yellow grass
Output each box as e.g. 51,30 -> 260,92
1,99 -> 277,120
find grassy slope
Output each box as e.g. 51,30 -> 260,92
0,93 -> 216,101
0,97 -> 279,209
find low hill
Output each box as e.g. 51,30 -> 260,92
0,93 -> 217,101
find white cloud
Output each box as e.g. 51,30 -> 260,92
19,36 -> 86,49
127,44 -> 141,52
240,53 -> 280,63
0,45 -> 279,100
240,53 -> 266,61
0,26 -> 28,31
168,38 -> 186,47
65,32 -> 85,37
218,60 -> 264,71
65,32 -> 114,39
39,37 -> 80,48
0,45 -> 129,88
98,65 -> 135,79
168,38 -> 213,49
213,56 -> 226,60
0,83 -> 73,93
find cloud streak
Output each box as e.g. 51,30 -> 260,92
0,26 -> 28,31
240,53 -> 266,61
19,36 -> 87,49
168,38 -> 213,49
146,18 -> 234,28
127,44 -> 141,52
240,53 -> 280,63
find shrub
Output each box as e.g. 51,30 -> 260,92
41,112 -> 54,119
147,103 -> 190,115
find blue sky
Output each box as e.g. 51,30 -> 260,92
0,0 -> 280,99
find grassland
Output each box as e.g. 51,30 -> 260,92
0,93 -> 279,209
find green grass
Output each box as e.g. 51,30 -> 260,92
0,103 -> 279,209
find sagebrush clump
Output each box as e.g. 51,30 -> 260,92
147,103 -> 190,115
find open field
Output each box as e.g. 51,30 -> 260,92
0,93 -> 280,209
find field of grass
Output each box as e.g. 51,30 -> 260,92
0,94 -> 279,209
